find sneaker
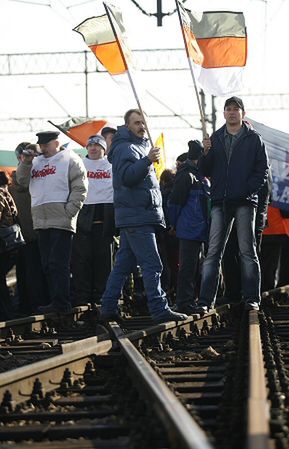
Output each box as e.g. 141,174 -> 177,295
152,309 -> 188,324
244,301 -> 259,311
37,302 -> 72,314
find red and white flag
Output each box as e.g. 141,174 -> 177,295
73,7 -> 132,76
176,1 -> 247,96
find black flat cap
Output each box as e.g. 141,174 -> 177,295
36,131 -> 60,144
224,96 -> 245,111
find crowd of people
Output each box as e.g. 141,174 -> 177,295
0,96 -> 289,322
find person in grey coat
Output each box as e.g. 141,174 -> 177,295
16,131 -> 88,314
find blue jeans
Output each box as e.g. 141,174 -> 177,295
101,225 -> 169,316
199,204 -> 261,307
38,229 -> 73,308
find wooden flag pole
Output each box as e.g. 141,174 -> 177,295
187,57 -> 208,137
103,2 -> 154,148
175,0 -> 208,138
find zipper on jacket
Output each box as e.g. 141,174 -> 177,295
217,133 -> 229,199
219,130 -> 249,200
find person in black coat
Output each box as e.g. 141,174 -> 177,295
197,96 -> 269,313
168,140 -> 210,314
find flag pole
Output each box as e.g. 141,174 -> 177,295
175,0 -> 208,138
103,2 -> 154,148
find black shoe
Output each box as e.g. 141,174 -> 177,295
244,301 -> 259,311
193,305 -> 209,316
175,304 -> 196,315
152,309 -> 188,324
99,311 -> 122,322
72,299 -> 90,307
216,296 -> 240,306
37,303 -> 72,315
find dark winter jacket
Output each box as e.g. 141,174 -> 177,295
0,185 -> 18,228
168,160 -> 210,241
8,172 -> 36,242
255,166 -> 273,233
108,125 -> 165,228
76,203 -> 116,238
199,122 -> 269,207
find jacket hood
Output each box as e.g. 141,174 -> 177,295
177,159 -> 198,176
108,125 -> 148,163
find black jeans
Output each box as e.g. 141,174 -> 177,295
16,240 -> 49,314
71,224 -> 113,304
0,251 -> 16,321
38,229 -> 73,309
176,239 -> 202,309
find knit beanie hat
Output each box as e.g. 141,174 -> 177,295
187,140 -> 203,160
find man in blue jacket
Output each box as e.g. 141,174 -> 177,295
100,109 -> 188,324
198,97 -> 269,313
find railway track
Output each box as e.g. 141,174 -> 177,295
1,295 -> 289,448
0,305 -> 109,372
0,321 -> 209,448
110,306 -> 271,449
260,299 -> 289,449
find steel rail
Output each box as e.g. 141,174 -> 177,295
0,338 -> 112,403
0,305 -> 92,336
262,284 -> 289,299
123,308 -> 229,342
247,310 -> 270,449
110,322 -> 214,449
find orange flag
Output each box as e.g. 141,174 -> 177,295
49,117 -> 107,147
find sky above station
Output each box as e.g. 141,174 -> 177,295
1,0 -> 289,165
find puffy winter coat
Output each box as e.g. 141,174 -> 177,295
108,125 -> 165,228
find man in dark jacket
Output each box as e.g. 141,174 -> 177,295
100,109 -> 188,324
198,96 -> 269,312
168,140 -> 210,315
